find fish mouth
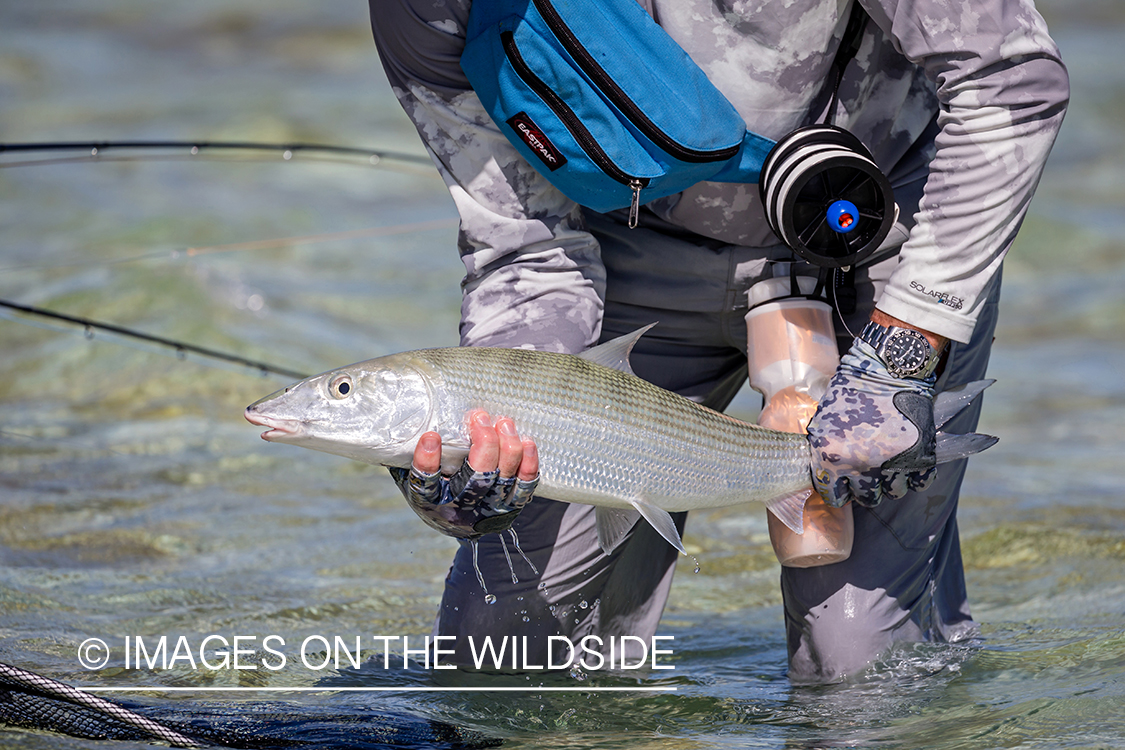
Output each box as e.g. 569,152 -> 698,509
244,408 -> 303,442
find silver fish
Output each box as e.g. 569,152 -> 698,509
244,326 -> 995,554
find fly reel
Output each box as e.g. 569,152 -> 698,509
760,125 -> 896,269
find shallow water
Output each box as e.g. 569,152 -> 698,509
1,1 -> 1123,748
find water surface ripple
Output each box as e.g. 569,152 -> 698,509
1,1 -> 1122,748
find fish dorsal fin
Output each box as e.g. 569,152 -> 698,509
629,498 -> 686,555
577,323 -> 657,375
765,488 -> 813,535
595,507 -> 641,555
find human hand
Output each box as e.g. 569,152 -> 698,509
806,339 -> 937,508
389,410 -> 540,539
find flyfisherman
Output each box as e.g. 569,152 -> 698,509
368,0 -> 1068,682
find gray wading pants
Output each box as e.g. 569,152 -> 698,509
432,213 -> 998,683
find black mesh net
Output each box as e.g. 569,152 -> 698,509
0,662 -> 500,749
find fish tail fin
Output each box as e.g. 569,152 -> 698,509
931,379 -> 999,463
935,431 -> 999,464
765,489 -> 814,535
933,379 -> 995,430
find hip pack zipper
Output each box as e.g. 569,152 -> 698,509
531,0 -> 740,165
501,30 -> 647,226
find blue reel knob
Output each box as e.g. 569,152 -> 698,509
827,200 -> 859,233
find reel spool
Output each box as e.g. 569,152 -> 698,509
760,125 -> 896,269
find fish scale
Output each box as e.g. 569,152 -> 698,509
414,345 -> 812,512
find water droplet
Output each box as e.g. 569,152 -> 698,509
517,596 -> 524,602
282,150 -> 293,160
485,594 -> 497,605
522,616 -> 529,622
691,555 -> 701,574
537,582 -> 548,591
190,146 -> 199,155
369,154 -> 381,166
578,600 -> 588,609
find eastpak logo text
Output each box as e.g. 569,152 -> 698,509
507,112 -> 567,171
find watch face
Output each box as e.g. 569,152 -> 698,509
883,329 -> 932,377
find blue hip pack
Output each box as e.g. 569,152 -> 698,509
460,0 -> 775,222
460,0 -> 896,269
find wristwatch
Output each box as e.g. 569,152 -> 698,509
858,321 -> 944,380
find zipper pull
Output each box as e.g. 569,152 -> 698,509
628,180 -> 643,229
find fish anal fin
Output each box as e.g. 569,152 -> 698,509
765,488 -> 814,535
594,507 -> 641,555
577,323 -> 657,376
629,498 -> 685,555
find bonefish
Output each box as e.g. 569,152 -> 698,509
245,326 -> 995,554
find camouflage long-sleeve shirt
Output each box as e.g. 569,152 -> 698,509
370,0 -> 1068,348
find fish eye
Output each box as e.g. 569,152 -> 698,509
329,374 -> 354,400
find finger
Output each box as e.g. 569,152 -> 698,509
812,467 -> 848,508
850,473 -> 885,508
883,470 -> 911,500
517,438 -> 539,482
508,475 -> 538,509
412,432 -> 442,475
908,466 -> 937,493
495,418 -> 523,478
466,410 -> 500,472
826,477 -> 855,508
446,458 -> 498,505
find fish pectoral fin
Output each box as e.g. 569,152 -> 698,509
577,323 -> 657,376
765,489 -> 814,535
629,499 -> 686,555
594,507 -> 642,555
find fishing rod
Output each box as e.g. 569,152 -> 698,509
0,140 -> 454,377
0,141 -> 453,376
0,298 -> 309,381
0,139 -> 433,168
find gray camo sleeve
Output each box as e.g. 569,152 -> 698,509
370,0 -> 605,354
861,0 -> 1069,342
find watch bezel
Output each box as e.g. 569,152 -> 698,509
860,322 -> 941,380
881,327 -> 933,378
